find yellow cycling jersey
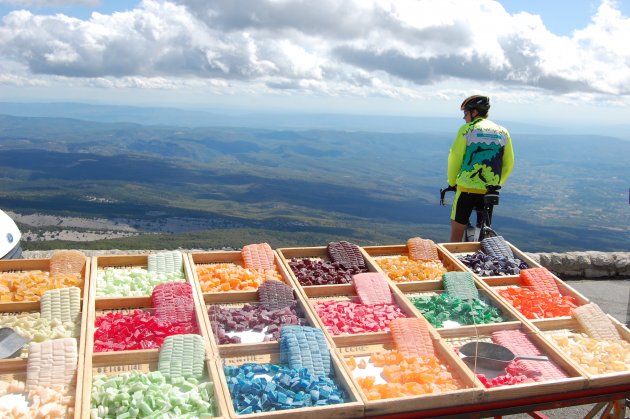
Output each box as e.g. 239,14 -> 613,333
447,117 -> 514,193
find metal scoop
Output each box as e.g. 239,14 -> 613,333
459,341 -> 548,371
0,327 -> 28,359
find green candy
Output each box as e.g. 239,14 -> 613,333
410,293 -> 504,328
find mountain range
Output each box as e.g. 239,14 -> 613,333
0,103 -> 628,253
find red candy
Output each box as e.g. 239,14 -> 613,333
476,373 -> 530,388
497,287 -> 577,319
313,300 -> 407,335
93,310 -> 198,352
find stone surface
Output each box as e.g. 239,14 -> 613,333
525,251 -> 630,278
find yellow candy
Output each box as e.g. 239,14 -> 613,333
375,256 -> 447,282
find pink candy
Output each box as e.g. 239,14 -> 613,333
313,300 -> 407,335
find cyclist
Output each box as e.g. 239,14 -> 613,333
446,95 -> 514,242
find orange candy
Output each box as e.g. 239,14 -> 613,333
375,256 -> 447,282
196,263 -> 283,292
497,286 -> 577,319
0,270 -> 82,302
348,350 -> 464,400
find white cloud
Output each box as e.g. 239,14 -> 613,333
0,0 -> 629,108
0,0 -> 99,6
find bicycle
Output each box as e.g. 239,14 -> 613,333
439,184 -> 501,242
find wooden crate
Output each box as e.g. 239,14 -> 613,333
275,245 -> 383,301
0,257 -> 90,419
535,317 -> 630,388
362,244 -> 463,288
81,349 -> 229,418
85,253 -> 215,363
439,322 -> 587,403
188,250 -> 298,302
0,344 -> 85,419
202,286 -> 326,355
304,280 -> 437,348
334,333 -> 482,417
215,342 -> 364,419
394,280 -> 523,333
476,275 -> 590,325
438,241 -> 541,281
0,256 -> 89,310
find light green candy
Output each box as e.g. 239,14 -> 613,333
96,268 -> 185,297
91,371 -> 216,418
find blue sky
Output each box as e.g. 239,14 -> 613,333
1,0 -> 629,130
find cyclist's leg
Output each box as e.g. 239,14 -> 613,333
450,191 -> 475,242
450,220 -> 467,242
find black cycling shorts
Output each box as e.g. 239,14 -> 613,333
451,191 -> 489,226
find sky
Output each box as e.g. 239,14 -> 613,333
1,0 -> 630,129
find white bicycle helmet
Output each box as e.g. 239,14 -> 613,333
0,209 -> 22,259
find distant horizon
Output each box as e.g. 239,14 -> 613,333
2,100 -> 630,140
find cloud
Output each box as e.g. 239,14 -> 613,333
0,0 -> 629,101
0,0 -> 100,6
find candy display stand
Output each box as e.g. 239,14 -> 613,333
303,274 -> 428,348
204,291 -> 326,352
188,249 -> 302,355
477,273 -> 590,325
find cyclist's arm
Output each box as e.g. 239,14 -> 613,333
447,129 -> 466,186
499,135 -> 515,185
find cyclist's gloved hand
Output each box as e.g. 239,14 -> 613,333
439,185 -> 456,206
